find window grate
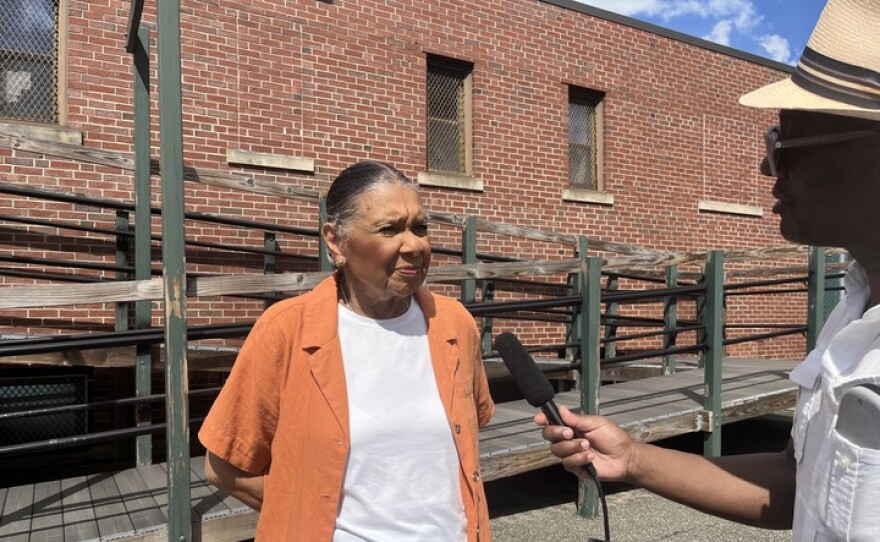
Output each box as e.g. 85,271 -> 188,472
0,0 -> 59,123
569,89 -> 602,190
428,58 -> 470,174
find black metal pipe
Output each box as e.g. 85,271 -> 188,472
726,288 -> 808,297
603,270 -> 668,284
0,387 -> 221,421
0,322 -> 254,356
601,343 -> 705,365
0,254 -> 132,273
724,323 -> 804,329
0,268 -> 108,283
0,417 -> 206,457
466,295 -> 580,315
601,284 -> 706,302
0,213 -> 129,237
601,323 -> 703,344
723,326 -> 807,346
724,276 -> 807,290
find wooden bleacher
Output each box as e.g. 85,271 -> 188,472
0,358 -> 798,542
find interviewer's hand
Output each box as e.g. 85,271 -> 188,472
535,405 -> 635,482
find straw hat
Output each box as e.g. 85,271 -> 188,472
739,0 -> 880,121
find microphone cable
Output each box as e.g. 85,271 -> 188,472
583,462 -> 611,542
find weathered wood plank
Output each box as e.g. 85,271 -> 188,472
29,480 -> 64,542
114,469 -> 166,532
0,138 -> 320,202
0,271 -> 330,310
137,464 -> 170,520
88,472 -> 135,539
106,509 -> 260,542
60,476 -> 100,542
0,483 -> 33,542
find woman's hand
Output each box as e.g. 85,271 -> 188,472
535,405 -> 636,483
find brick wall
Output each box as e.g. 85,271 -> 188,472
1,0 -> 808,361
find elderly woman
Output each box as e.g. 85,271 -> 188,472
199,160 -> 495,541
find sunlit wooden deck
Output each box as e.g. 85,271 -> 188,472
0,358 -> 798,541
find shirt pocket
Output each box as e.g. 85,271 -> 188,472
817,426 -> 880,541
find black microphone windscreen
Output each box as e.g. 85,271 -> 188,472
496,332 -> 556,408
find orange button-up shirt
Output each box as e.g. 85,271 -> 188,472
199,275 -> 495,541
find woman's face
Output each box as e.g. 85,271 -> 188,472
324,183 -> 431,316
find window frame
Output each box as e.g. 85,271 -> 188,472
0,0 -> 67,126
567,86 -> 605,192
426,54 -> 473,177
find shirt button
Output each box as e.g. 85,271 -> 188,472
335,439 -> 343,446
455,423 -> 462,434
472,471 -> 480,481
839,455 -> 852,469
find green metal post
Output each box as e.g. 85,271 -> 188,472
479,280 -> 494,358
264,232 -> 277,310
577,255 -> 602,518
604,275 -> 618,359
701,251 -> 724,457
807,246 -> 826,353
461,215 -> 477,304
115,210 -> 132,462
158,1 -> 191,540
132,24 -> 153,467
567,237 -> 588,390
115,211 -> 132,332
663,265 -> 679,374
318,194 -> 331,272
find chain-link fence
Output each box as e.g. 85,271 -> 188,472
427,59 -> 468,174
0,0 -> 58,123
0,375 -> 87,445
569,89 -> 601,190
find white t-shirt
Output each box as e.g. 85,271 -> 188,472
333,300 -> 467,542
790,262 -> 880,541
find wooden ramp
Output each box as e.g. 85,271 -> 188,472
0,358 -> 798,541
479,358 -> 799,481
0,456 -> 257,542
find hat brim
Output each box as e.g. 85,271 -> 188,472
739,77 -> 880,122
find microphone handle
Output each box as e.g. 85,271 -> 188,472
540,400 -> 566,427
542,399 -> 599,478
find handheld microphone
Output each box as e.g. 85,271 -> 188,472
495,331 -> 611,542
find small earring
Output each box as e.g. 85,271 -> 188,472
333,256 -> 346,269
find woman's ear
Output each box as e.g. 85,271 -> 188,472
322,222 -> 343,262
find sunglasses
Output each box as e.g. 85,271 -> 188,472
763,125 -> 876,177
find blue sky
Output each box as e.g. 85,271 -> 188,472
575,0 -> 828,65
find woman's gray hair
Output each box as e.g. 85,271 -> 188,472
324,160 -> 417,246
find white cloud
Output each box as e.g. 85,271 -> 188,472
582,0 -> 668,17
582,0 -> 762,31
703,19 -> 734,45
577,0 -> 793,61
759,34 -> 793,64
